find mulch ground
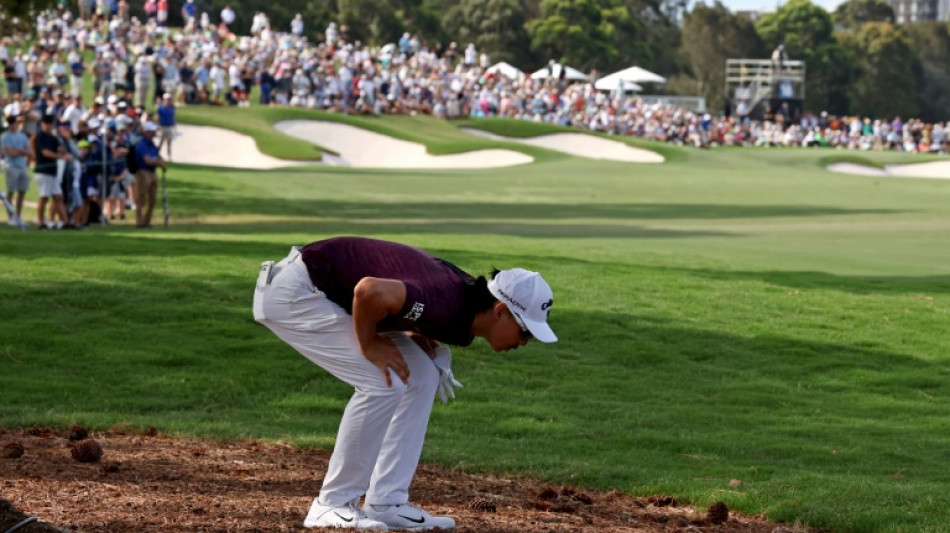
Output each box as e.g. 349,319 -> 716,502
1,427 -> 820,533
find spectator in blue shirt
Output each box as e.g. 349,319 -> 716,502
182,0 -> 197,25
69,58 -> 85,98
133,121 -> 166,228
156,93 -> 176,160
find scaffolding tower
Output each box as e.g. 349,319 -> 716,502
725,59 -> 806,120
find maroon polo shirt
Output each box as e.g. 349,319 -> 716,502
300,236 -> 477,346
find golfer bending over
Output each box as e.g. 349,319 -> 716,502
253,236 -> 557,530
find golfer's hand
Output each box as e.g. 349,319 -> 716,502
363,334 -> 410,387
432,346 -> 463,403
408,332 -> 437,358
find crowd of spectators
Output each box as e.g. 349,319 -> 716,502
1,1 -> 948,228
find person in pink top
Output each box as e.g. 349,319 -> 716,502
143,0 -> 157,22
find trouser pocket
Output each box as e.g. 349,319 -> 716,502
252,260 -> 275,321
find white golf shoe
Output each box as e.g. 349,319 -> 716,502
303,499 -> 388,530
364,503 -> 455,531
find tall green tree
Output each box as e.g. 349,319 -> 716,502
680,2 -> 764,113
903,22 -> 950,121
390,0 -> 444,43
526,0 -> 648,72
338,0 -> 405,45
442,0 -> 535,66
0,0 -> 56,31
832,0 -> 894,30
619,0 -> 684,73
756,0 -> 833,59
756,0 -> 853,113
841,22 -> 919,118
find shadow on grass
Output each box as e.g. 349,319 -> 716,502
172,179 -> 900,221
2,232 -> 947,299
2,273 -> 942,434
676,267 -> 950,296
173,220 -> 739,239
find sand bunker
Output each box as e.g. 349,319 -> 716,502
172,124 -> 312,169
461,127 -> 664,163
828,160 -> 950,179
274,120 -> 533,168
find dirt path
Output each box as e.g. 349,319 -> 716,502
1,428 -> 817,533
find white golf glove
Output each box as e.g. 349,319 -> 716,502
432,345 -> 463,403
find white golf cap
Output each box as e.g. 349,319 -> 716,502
143,121 -> 159,132
488,268 -> 557,343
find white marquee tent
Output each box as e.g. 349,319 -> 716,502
530,62 -> 589,82
486,62 -> 525,80
594,65 -> 667,92
594,77 -> 643,93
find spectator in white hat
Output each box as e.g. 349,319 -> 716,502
290,14 -> 303,36
220,5 -> 236,29
133,55 -> 152,109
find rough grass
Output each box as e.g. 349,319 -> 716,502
2,107 -> 949,532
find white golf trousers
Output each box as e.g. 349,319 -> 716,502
253,248 -> 439,507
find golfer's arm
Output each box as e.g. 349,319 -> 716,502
352,277 -> 406,352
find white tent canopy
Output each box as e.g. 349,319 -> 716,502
594,77 -> 643,93
530,62 -> 589,82
486,61 -> 524,80
595,66 -> 667,91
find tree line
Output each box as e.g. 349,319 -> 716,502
5,0 -> 949,120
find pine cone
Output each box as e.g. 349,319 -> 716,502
2,441 -> 24,459
707,501 -> 729,524
68,425 -> 89,441
468,498 -> 496,513
71,438 -> 103,463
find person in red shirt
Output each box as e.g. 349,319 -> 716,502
156,0 -> 168,26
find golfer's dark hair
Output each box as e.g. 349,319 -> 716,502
468,270 -> 500,313
435,258 -> 498,313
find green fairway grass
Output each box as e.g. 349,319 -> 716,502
2,113 -> 949,533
